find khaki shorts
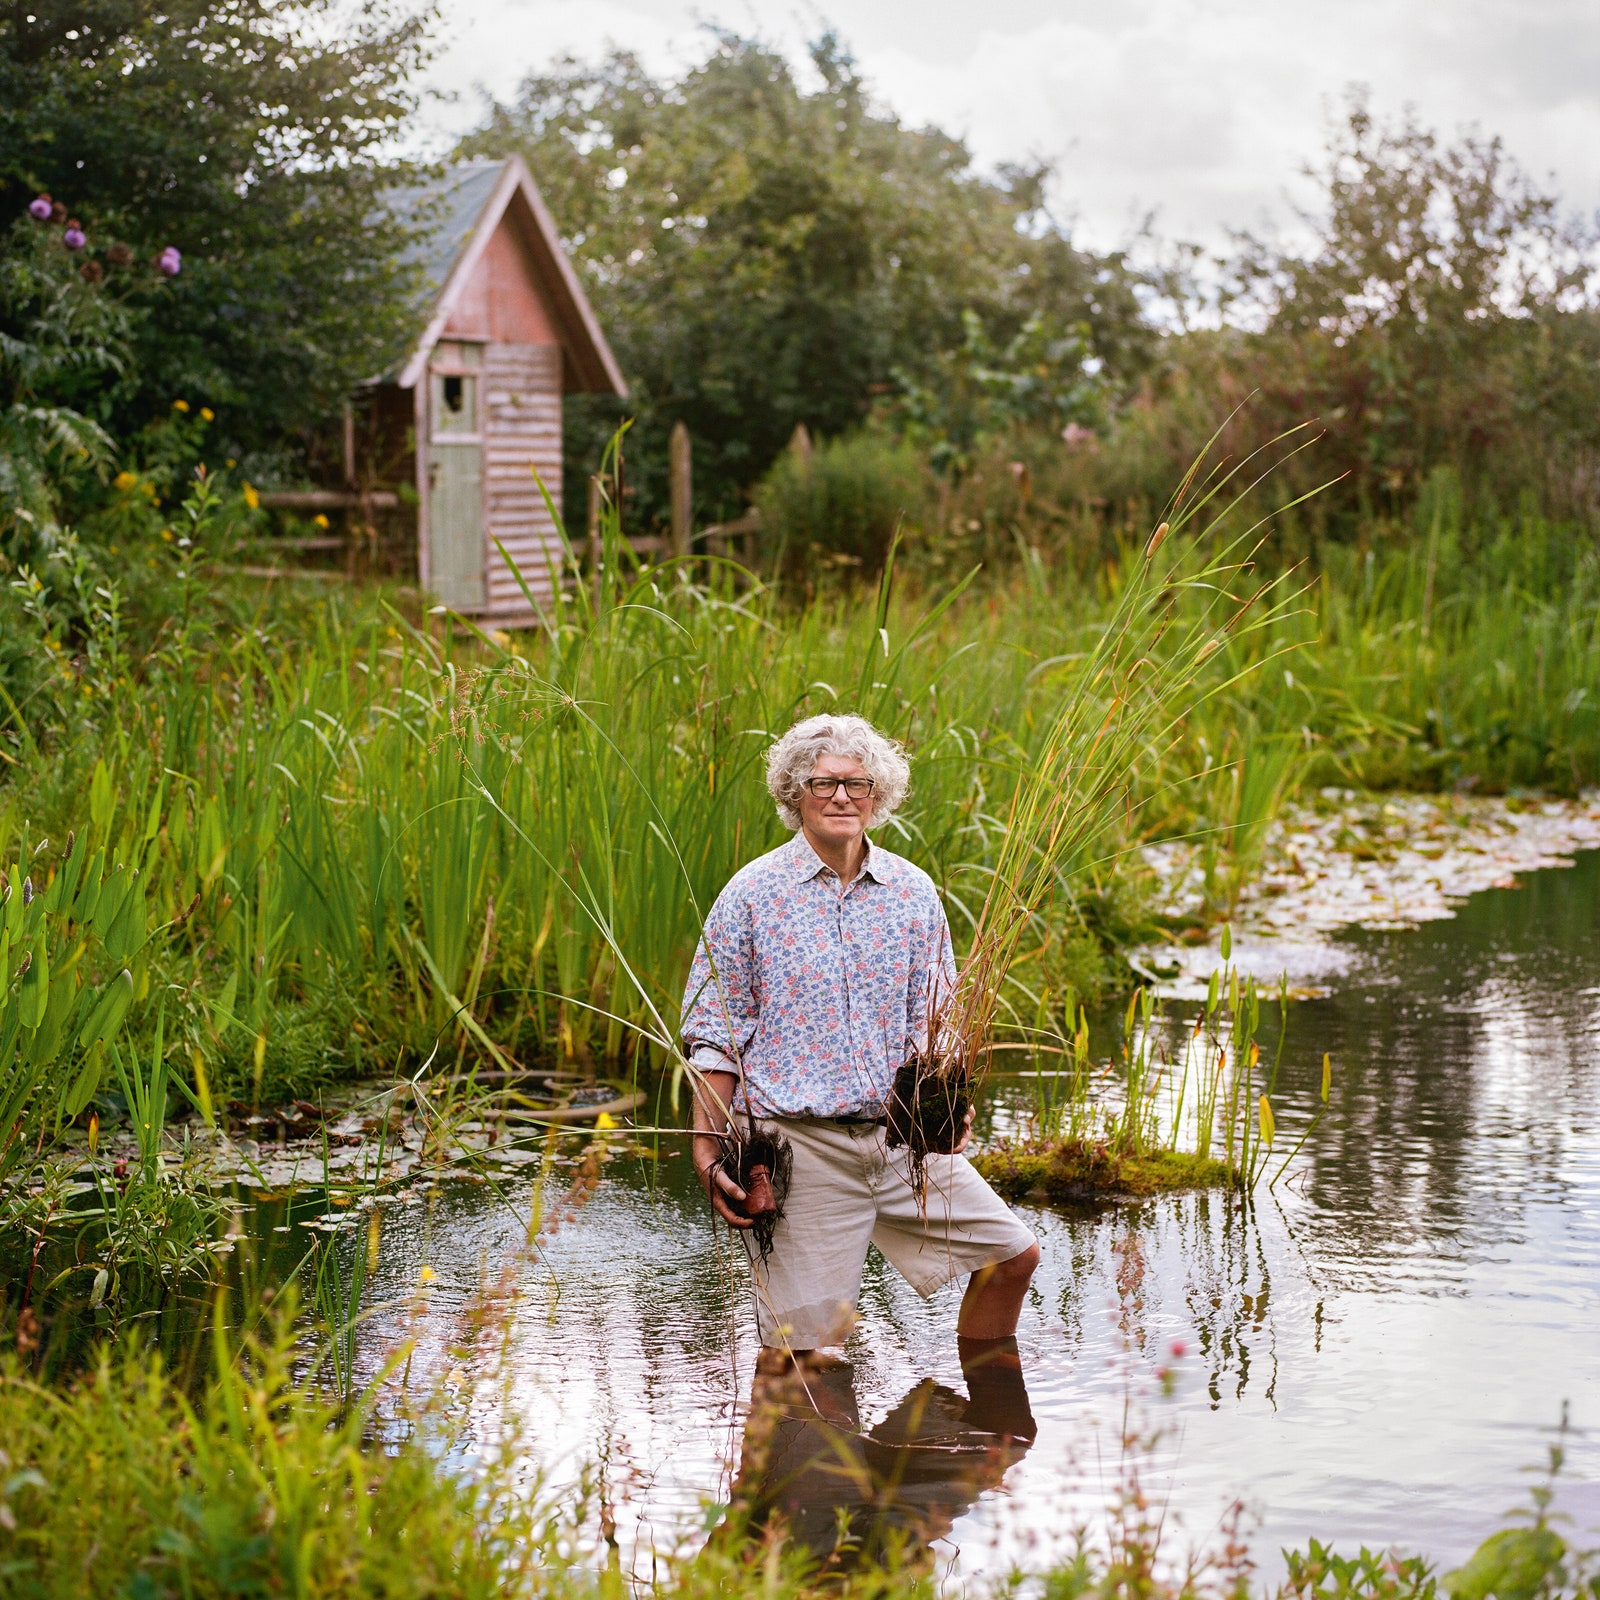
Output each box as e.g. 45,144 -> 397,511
742,1117 -> 1037,1350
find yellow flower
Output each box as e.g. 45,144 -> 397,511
419,1265 -> 437,1284
243,483 -> 259,510
225,457 -> 236,468
113,470 -> 138,492
312,513 -> 330,529
199,407 -> 214,422
172,399 -> 190,412
160,528 -> 173,542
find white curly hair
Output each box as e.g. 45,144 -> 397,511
765,713 -> 911,831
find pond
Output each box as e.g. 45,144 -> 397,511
340,848 -> 1600,1580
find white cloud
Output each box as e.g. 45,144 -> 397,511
419,0 -> 1600,252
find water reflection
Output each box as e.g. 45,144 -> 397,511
327,850 -> 1600,1578
732,1342 -> 1034,1570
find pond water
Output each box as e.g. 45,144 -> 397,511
344,850 -> 1600,1581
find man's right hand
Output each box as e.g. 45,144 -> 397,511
690,1067 -> 754,1229
694,1152 -> 755,1222
694,1140 -> 754,1228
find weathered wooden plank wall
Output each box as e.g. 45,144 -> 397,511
483,341 -> 564,616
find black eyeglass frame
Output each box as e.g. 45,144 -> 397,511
802,776 -> 877,800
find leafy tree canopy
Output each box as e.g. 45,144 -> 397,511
1212,93 -> 1600,520
0,0 -> 436,471
460,32 -> 1155,523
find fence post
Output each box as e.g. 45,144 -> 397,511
670,420 -> 692,560
788,421 -> 813,475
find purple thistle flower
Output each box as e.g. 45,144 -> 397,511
158,246 -> 182,277
28,194 -> 52,222
64,224 -> 86,250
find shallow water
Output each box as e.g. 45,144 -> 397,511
347,849 -> 1600,1580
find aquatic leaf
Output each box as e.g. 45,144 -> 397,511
72,849 -> 106,926
89,759 -> 117,838
17,934 -> 48,1029
64,1044 -> 104,1116
88,1266 -> 108,1309
102,872 -> 148,964
197,796 -> 227,887
79,969 -> 134,1049
210,970 -> 240,1038
25,963 -> 79,1064
1321,1051 -> 1332,1103
1257,1095 -> 1275,1145
91,864 -> 130,940
1220,923 -> 1232,961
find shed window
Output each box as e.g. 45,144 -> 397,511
431,370 -> 478,436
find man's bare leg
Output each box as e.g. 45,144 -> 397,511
956,1241 -> 1040,1340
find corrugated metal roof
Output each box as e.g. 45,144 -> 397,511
388,159 -> 508,296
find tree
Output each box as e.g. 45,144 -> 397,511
1219,92 -> 1600,524
0,0 -> 436,472
461,33 -> 1154,524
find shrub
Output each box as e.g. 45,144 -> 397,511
754,431 -> 929,579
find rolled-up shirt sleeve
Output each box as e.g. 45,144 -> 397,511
680,886 -> 758,1072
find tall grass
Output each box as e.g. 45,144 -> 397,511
1,453 -> 1597,1131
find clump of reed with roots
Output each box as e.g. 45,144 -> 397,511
886,419 -> 1325,1181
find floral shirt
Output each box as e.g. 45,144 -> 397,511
680,832 -> 955,1118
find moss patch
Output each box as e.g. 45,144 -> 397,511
972,1139 -> 1236,1203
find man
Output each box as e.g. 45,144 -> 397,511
681,712 -> 1040,1365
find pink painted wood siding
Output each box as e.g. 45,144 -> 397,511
483,341 -> 564,615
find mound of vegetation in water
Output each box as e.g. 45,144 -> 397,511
973,1138 -> 1237,1203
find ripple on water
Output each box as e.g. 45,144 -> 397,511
326,851 -> 1600,1581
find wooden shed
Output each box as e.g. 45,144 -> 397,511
337,157 -> 627,623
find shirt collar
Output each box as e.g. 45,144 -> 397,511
785,832 -> 898,885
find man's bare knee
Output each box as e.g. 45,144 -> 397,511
976,1241 -> 1039,1291
997,1242 -> 1040,1285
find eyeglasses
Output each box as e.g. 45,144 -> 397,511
803,777 -> 876,800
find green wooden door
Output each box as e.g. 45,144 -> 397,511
427,361 -> 484,611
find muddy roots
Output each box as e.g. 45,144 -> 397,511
886,1056 -> 971,1198
721,1126 -> 794,1262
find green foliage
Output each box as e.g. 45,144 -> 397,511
0,0 -> 436,463
3,436 -> 1600,1114
0,1305 -> 570,1598
461,32 -> 1151,524
0,826 -> 152,1201
754,431 -> 928,578
888,308 -> 1108,469
1283,1542 -> 1439,1600
1445,1531 -> 1570,1600
0,1289 -> 1587,1600
1164,94 -> 1600,534
0,212 -> 126,547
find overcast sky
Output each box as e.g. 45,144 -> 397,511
420,0 -> 1600,255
